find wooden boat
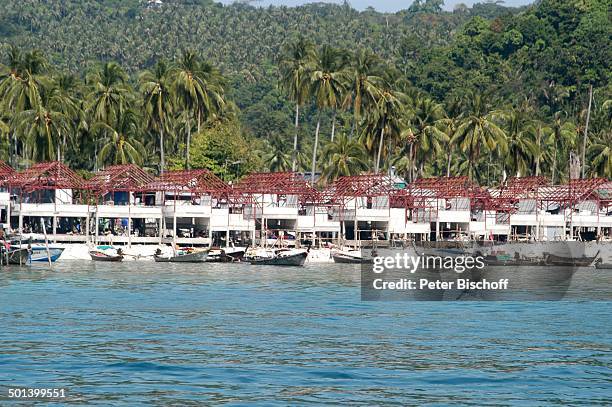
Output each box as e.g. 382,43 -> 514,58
247,249 -> 308,266
595,259 -> 612,270
545,251 -> 599,267
332,251 -> 374,264
27,246 -> 64,263
89,250 -> 124,262
153,248 -> 208,263
206,248 -> 245,263
482,253 -> 546,267
7,248 -> 31,265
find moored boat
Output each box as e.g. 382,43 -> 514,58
332,251 -> 374,264
7,248 -> 31,265
89,248 -> 124,262
545,251 -> 599,267
25,246 -> 65,263
206,247 -> 245,263
246,248 -> 308,266
594,259 -> 612,269
153,247 -> 208,263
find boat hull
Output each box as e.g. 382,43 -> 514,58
332,253 -> 373,264
247,251 -> 307,266
89,251 -> 124,262
154,250 -> 208,263
545,253 -> 598,267
28,247 -> 64,263
7,248 -> 31,265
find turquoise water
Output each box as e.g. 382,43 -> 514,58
0,262 -> 610,405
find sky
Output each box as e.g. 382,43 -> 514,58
220,0 -> 534,12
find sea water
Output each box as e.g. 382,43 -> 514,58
0,262 -> 610,405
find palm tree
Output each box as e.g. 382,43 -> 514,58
86,62 -> 129,125
409,95 -> 448,179
264,135 -> 291,172
0,47 -> 48,165
92,109 -> 145,166
503,108 -> 538,177
343,49 -> 384,138
370,87 -> 403,173
173,50 -> 225,169
548,112 -> 577,183
140,60 -> 174,173
49,74 -> 82,162
587,131 -> 612,178
321,133 -> 368,181
450,93 -> 507,180
13,91 -> 71,162
279,36 -> 315,171
528,120 -> 553,177
309,46 -> 346,183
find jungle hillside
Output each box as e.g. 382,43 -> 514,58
0,0 -> 610,184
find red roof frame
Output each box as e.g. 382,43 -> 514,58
324,173 -> 396,204
8,161 -> 84,192
141,169 -> 231,196
0,160 -> 15,186
84,164 -> 154,195
232,172 -> 322,204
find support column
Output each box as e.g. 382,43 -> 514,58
172,214 -> 177,247
18,214 -> 23,235
159,217 -> 163,244
95,213 -> 99,245
127,216 -> 132,248
85,214 -> 90,244
53,216 -> 57,242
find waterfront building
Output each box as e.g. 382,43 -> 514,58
1,160 -> 610,246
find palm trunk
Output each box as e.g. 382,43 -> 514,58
311,112 -> 321,184
375,118 -> 385,173
581,84 -> 592,179
446,150 -> 452,177
535,128 -> 541,176
185,117 -> 191,170
551,147 -> 557,183
292,104 -> 299,172
408,143 -> 413,182
197,109 -> 201,134
330,109 -> 336,142
62,131 -> 67,162
160,127 -> 165,173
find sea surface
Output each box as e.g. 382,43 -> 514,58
0,262 -> 610,405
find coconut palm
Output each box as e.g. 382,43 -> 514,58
92,109 -> 145,166
140,60 -> 174,173
279,36 -> 315,171
528,120 -> 553,177
409,95 -> 448,179
343,49 -> 384,138
0,47 -> 48,164
264,135 -> 291,172
321,133 -> 368,181
309,46 -> 346,183
548,112 -> 577,183
13,96 -> 71,162
504,108 -> 538,177
86,62 -> 129,125
587,131 -> 612,178
370,87 -> 403,173
450,93 -> 507,180
173,50 -> 226,169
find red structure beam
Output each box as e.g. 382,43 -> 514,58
8,161 -> 84,192
84,164 -> 154,195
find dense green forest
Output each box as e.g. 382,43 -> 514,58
0,0 -> 610,184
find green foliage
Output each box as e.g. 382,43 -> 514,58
0,0 -> 610,184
